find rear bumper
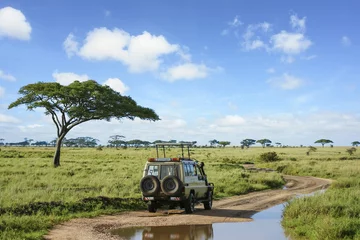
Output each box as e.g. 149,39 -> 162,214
142,195 -> 186,202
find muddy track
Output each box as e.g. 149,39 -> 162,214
45,175 -> 331,240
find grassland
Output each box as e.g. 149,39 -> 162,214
0,146 -> 284,239
1,146 -> 359,239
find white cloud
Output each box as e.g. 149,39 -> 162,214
216,115 -> 246,126
68,28 -> 179,73
241,22 -> 271,51
341,36 -> 351,46
52,72 -> 89,85
63,33 -> 78,58
228,15 -> 243,27
161,63 -> 210,82
0,86 -> 4,97
270,31 -> 312,55
267,73 -> 303,90
266,68 -> 275,73
290,14 -> 306,32
0,113 -> 20,123
0,6 -> 31,40
0,70 -> 16,81
103,78 -> 129,94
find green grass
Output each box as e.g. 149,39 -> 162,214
259,147 -> 360,240
1,146 -> 359,239
0,146 -> 284,239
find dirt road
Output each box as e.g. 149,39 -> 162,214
45,175 -> 331,240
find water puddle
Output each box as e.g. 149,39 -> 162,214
111,191 -> 325,240
110,204 -> 289,240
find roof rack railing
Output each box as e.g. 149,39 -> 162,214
154,142 -> 193,159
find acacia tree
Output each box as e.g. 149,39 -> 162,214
209,139 -> 218,147
108,135 -> 126,148
8,80 -> 159,167
314,139 -> 333,147
240,139 -> 256,148
218,141 -> 230,148
351,141 -> 360,147
256,139 -> 272,148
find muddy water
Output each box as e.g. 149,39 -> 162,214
110,203 -> 289,240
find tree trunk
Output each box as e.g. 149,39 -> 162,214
53,137 -> 63,167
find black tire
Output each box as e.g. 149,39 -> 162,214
148,201 -> 157,213
161,176 -> 183,196
140,176 -> 160,196
184,193 -> 195,214
203,191 -> 213,210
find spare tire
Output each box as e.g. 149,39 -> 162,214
161,175 -> 183,196
140,176 -> 160,196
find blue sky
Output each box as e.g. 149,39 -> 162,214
0,0 -> 359,146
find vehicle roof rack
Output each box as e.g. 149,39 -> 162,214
154,142 -> 194,158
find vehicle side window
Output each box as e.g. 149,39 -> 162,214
147,165 -> 159,177
184,164 -> 190,176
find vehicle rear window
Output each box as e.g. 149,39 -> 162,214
160,165 -> 179,180
146,165 -> 159,177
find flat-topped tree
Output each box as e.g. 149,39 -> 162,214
352,141 -> 360,147
8,80 -> 160,167
314,139 -> 333,147
256,139 -> 272,148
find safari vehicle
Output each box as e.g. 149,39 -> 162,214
139,143 -> 214,214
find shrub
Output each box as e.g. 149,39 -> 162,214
259,152 -> 280,162
346,147 -> 356,155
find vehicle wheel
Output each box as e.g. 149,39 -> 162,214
161,175 -> 182,196
184,193 -> 195,214
148,201 -> 157,213
203,191 -> 213,210
140,176 -> 160,196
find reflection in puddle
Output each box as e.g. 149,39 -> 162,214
110,204 -> 290,240
111,224 -> 213,240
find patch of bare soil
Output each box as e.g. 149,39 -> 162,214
44,175 -> 331,240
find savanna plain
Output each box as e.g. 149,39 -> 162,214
0,146 -> 360,240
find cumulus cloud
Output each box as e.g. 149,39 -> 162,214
341,36 -> 351,46
161,63 -> 210,82
267,73 -> 303,90
290,14 -> 306,32
0,70 -> 16,81
65,28 -> 179,73
0,6 -> 31,40
52,72 -> 89,85
238,13 -> 312,63
103,78 -> 129,94
63,33 -> 79,58
241,22 -> 272,51
270,31 -> 312,55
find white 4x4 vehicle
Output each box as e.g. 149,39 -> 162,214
140,143 -> 214,214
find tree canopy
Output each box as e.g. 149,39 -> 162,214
8,80 -> 160,167
218,141 -> 231,147
256,139 -> 272,148
314,139 -> 333,147
351,141 -> 360,147
240,139 -> 256,148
